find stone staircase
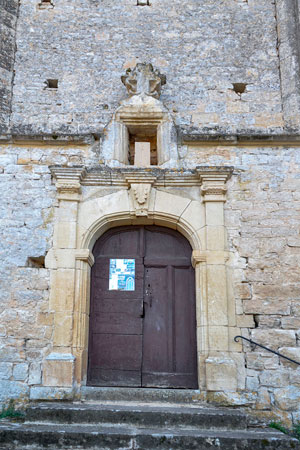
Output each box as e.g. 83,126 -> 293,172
0,388 -> 299,449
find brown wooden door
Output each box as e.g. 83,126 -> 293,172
87,226 -> 198,389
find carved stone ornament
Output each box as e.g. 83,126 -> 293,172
121,63 -> 166,99
130,183 -> 152,216
126,175 -> 156,217
56,181 -> 81,195
55,180 -> 81,201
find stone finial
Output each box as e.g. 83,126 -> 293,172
121,63 -> 166,99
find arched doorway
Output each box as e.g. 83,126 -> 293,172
87,225 -> 198,389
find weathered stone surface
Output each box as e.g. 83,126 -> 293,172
255,387 -> 271,411
259,370 -> 290,388
0,0 -> 19,133
9,0 -> 282,136
12,363 -> 28,381
278,347 -> 300,368
274,386 -> 300,411
0,380 -> 29,402
0,362 -> 13,380
251,329 -> 296,349
28,363 -> 42,386
0,0 -> 300,424
29,386 -> 75,401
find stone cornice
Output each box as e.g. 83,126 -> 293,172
49,166 -> 234,196
3,131 -> 300,146
181,133 -> 300,146
50,166 -> 235,188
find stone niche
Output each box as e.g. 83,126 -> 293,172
101,63 -> 179,167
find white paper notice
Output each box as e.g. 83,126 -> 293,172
109,259 -> 135,291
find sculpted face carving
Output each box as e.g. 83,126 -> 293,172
121,63 -> 166,99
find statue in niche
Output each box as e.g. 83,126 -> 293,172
121,63 -> 166,99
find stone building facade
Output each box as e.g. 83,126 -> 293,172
1,0 -> 300,425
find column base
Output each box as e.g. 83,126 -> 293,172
43,353 -> 75,387
205,355 -> 237,391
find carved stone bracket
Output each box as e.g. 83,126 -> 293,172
126,175 -> 156,217
197,167 -> 234,202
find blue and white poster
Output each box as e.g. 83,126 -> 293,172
109,259 -> 135,291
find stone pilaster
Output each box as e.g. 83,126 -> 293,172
43,168 -> 85,387
195,167 -> 237,391
73,250 -> 94,384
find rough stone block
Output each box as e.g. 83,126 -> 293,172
236,283 -> 252,300
236,315 -> 255,328
0,381 -> 29,402
13,363 -> 28,381
256,387 -> 271,411
281,317 -> 300,329
246,376 -> 259,391
259,370 -> 290,388
274,386 -> 300,411
278,347 -> 300,368
29,386 -> 74,401
28,363 -> 42,385
251,329 -> 296,349
0,363 -> 12,380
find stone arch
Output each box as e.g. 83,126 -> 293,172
73,188 -> 204,385
44,169 -> 240,394
79,188 -> 204,252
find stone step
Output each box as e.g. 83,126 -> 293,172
26,401 -> 248,430
81,386 -> 200,403
0,421 -> 299,449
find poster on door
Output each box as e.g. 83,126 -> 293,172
109,259 -> 135,291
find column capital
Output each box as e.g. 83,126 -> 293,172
191,250 -> 207,267
75,249 -> 95,267
192,250 -> 230,267
196,167 -> 233,202
50,166 -> 86,201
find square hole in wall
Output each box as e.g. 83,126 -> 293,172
39,0 -> 54,9
128,125 -> 157,166
45,79 -> 58,89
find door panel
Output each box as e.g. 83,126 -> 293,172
142,266 -> 170,377
87,225 -> 198,389
88,228 -> 144,386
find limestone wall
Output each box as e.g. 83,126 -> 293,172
1,0 -> 300,427
10,0 -> 282,135
0,141 -> 300,424
0,141 -> 96,402
187,144 -> 300,423
0,0 -> 19,134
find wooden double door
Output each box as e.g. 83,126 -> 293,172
87,226 -> 198,389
